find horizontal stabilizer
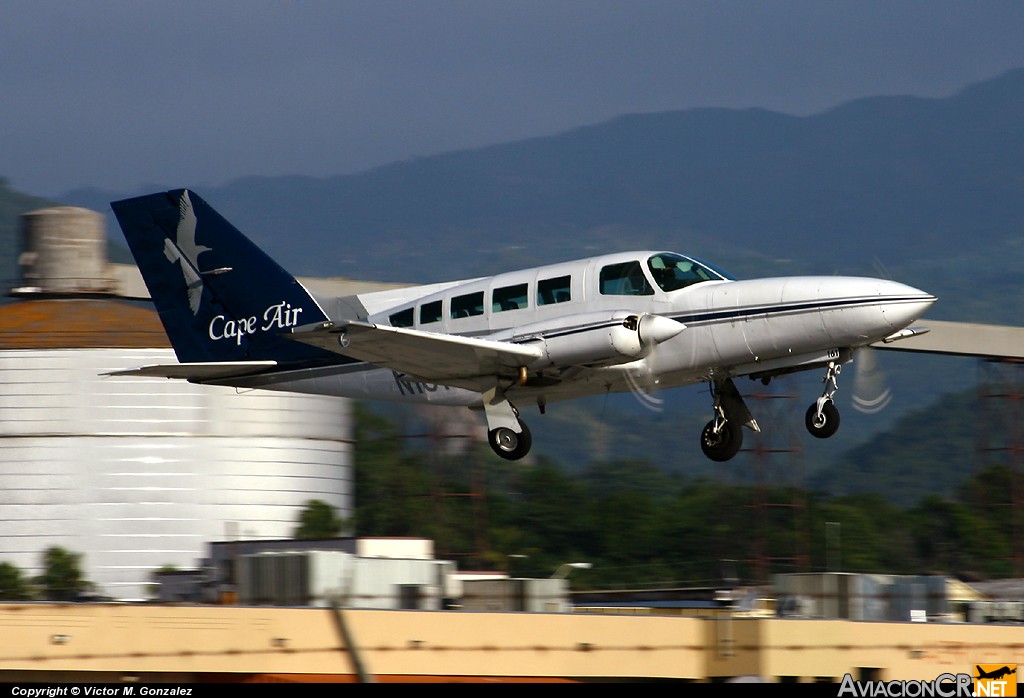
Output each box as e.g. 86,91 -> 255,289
289,321 -> 542,384
104,361 -> 278,381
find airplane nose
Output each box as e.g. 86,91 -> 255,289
877,280 -> 937,332
814,276 -> 936,346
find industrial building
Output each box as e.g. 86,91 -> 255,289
0,571 -> 1019,683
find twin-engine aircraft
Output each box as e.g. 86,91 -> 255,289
110,189 -> 936,462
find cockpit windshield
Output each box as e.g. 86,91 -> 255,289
646,253 -> 734,292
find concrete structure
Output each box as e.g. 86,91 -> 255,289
774,573 -> 955,622
461,578 -> 571,613
14,206 -> 113,296
0,602 -> 1021,683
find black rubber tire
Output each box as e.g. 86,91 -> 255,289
700,419 -> 743,462
805,401 -> 841,439
488,420 -> 532,460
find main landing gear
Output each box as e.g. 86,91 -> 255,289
701,407 -> 743,462
700,377 -> 760,462
488,419 -> 533,461
483,385 -> 533,461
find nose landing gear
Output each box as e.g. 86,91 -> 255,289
806,362 -> 842,439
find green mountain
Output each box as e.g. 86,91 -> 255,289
63,67 -> 1024,312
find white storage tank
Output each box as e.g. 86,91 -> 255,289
0,299 -> 353,601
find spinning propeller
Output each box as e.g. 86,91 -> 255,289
850,347 -> 894,414
620,313 -> 683,413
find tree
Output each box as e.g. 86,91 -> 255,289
36,547 -> 89,601
295,499 -> 346,539
351,404 -> 436,537
0,561 -> 32,600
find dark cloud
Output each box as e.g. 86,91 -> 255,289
3,1 -> 1024,197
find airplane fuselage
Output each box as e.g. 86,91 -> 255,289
227,251 -> 935,411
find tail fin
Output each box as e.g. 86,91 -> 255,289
111,189 -> 332,365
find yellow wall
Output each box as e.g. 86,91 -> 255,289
0,603 -> 1021,682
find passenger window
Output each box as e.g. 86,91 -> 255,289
538,275 -> 571,305
492,283 -> 528,312
450,291 -> 484,319
420,300 -> 442,324
389,307 -> 414,328
600,261 -> 654,296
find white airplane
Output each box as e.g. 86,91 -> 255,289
109,189 -> 937,462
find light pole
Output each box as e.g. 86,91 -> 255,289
507,553 -> 528,576
551,562 -> 592,579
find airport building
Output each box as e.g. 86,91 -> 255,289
0,205 -> 360,600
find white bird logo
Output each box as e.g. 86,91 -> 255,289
162,190 -> 211,315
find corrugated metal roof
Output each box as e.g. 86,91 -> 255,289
0,299 -> 171,349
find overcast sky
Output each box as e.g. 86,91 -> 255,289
4,1 -> 1024,198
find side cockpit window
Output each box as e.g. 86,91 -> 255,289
647,253 -> 727,292
389,307 -> 414,328
600,261 -> 654,296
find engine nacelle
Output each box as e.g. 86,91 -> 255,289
513,311 -> 683,370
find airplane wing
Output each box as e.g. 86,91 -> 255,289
289,321 -> 543,387
872,319 -> 1024,360
105,361 -> 279,380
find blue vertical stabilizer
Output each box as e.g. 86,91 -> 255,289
111,189 -> 333,365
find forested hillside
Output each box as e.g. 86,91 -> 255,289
353,405 -> 1023,586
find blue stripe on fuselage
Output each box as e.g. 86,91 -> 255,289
667,294 -> 930,326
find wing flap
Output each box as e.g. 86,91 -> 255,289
289,321 -> 542,382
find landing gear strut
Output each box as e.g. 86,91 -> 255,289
483,384 -> 533,461
806,362 -> 842,439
